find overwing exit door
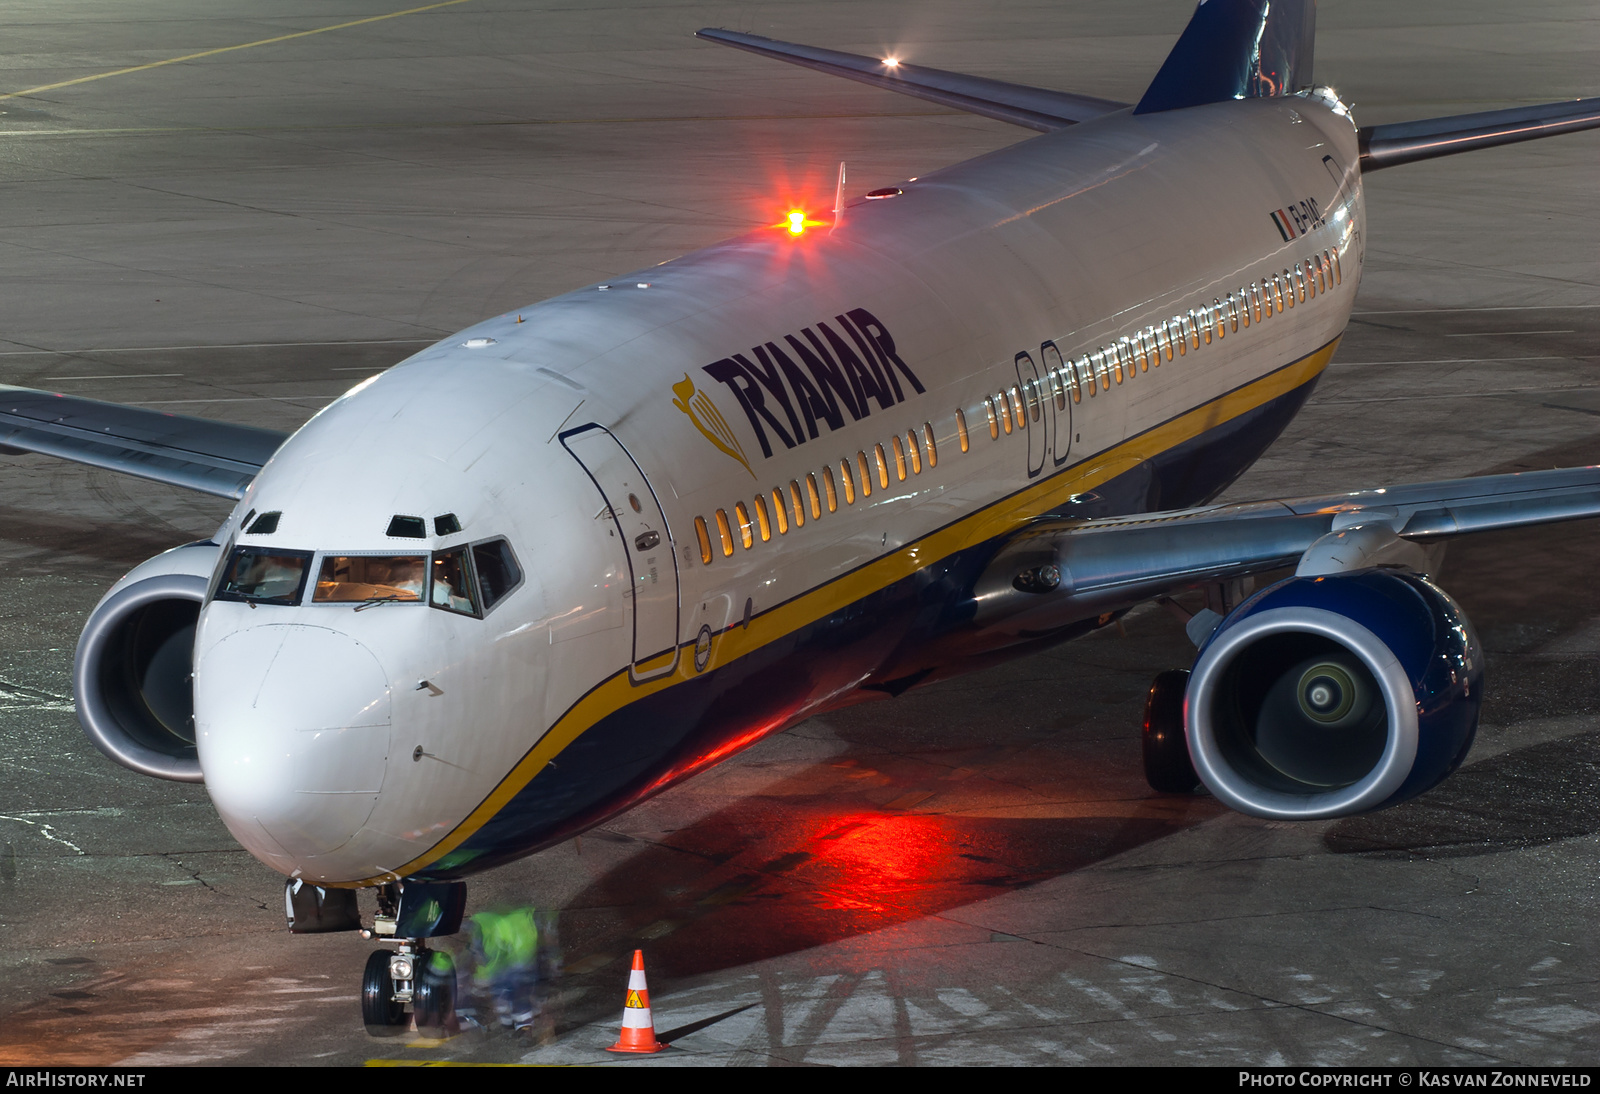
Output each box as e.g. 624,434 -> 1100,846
560,424 -> 681,681
1041,339 -> 1072,467
1014,350 -> 1047,478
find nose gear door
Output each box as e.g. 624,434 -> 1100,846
561,424 -> 681,681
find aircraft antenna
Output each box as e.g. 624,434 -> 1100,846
830,161 -> 846,233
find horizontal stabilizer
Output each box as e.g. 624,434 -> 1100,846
0,385 -> 287,499
1360,98 -> 1600,171
694,28 -> 1126,132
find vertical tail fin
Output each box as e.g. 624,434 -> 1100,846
1134,0 -> 1315,115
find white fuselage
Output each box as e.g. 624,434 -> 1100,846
192,92 -> 1364,886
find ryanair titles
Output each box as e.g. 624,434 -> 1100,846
701,307 -> 925,461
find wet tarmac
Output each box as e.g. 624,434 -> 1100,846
0,0 -> 1596,1068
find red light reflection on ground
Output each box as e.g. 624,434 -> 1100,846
557,768 -> 1220,982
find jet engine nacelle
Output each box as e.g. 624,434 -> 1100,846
74,541 -> 219,783
1186,569 -> 1481,819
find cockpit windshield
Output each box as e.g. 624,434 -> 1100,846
312,556 -> 426,603
210,539 -> 521,612
215,547 -> 313,605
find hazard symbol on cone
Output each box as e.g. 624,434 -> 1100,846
608,949 -> 667,1053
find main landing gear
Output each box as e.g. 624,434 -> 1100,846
1142,668 -> 1200,793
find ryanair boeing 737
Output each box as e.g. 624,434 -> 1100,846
4,0 -> 1598,1028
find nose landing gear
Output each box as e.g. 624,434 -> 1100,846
355,879 -> 467,1035
360,941 -> 458,1033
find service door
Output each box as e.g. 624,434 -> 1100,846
560,424 -> 681,681
1014,350 -> 1047,478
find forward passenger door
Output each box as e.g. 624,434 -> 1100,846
560,424 -> 681,682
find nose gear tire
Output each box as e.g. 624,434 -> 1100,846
361,949 -> 406,1034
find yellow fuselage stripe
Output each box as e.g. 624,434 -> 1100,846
367,338 -> 1338,883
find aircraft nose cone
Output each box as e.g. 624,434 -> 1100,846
195,624 -> 392,872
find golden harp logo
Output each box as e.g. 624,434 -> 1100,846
673,373 -> 754,478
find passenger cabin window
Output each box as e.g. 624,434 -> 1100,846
924,422 -> 939,465
770,488 -> 788,535
956,408 -> 970,451
839,460 -> 856,504
734,502 -> 754,548
715,509 -> 734,556
753,495 -> 771,541
871,445 -> 889,489
215,547 -> 312,605
694,516 -> 713,564
790,481 -> 808,526
985,398 -> 1000,439
906,430 -> 922,474
313,555 -> 426,604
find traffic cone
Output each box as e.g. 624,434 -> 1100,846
607,949 -> 666,1053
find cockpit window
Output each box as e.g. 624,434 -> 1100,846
312,555 -> 426,603
247,511 -> 281,535
385,515 -> 427,539
215,547 -> 312,605
472,538 -> 523,611
430,549 -> 479,616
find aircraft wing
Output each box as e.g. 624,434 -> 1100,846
975,465 -> 1600,636
694,28 -> 1128,132
1359,98 -> 1600,170
0,385 -> 288,500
